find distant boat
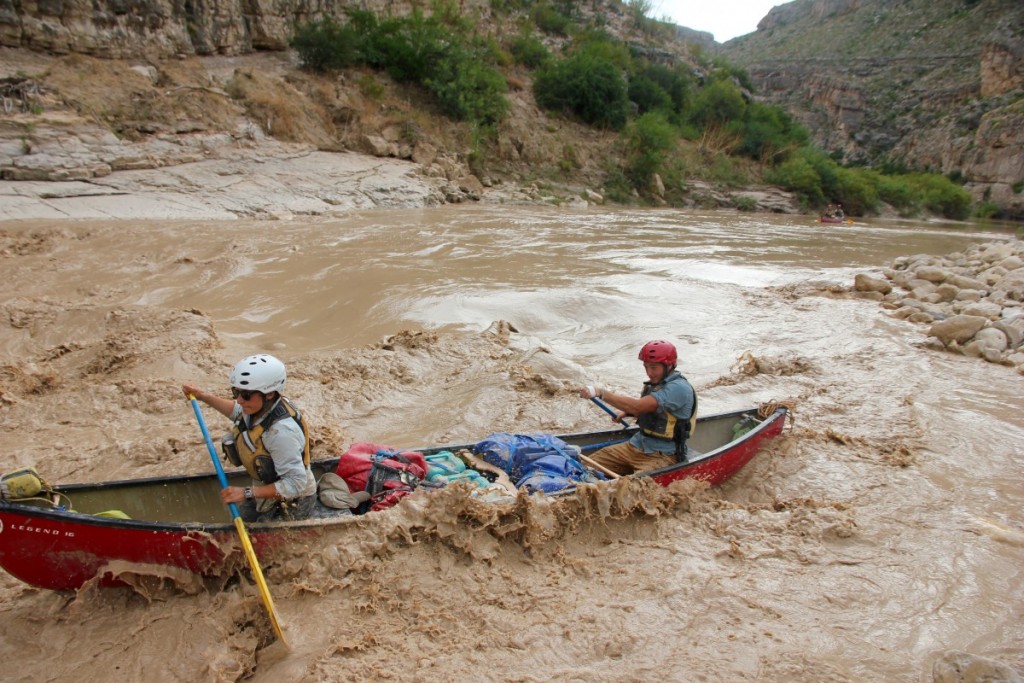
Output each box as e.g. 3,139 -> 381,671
819,214 -> 846,223
0,405 -> 788,591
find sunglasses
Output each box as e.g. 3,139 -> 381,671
231,388 -> 260,400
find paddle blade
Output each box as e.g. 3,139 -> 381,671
234,517 -> 289,648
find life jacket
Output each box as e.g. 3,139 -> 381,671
231,397 -> 310,483
635,372 -> 697,460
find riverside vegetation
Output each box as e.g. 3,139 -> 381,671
286,3 -> 978,219
1,0 -> 1013,222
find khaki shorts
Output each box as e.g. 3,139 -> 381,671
587,441 -> 675,476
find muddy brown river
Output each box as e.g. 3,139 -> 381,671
0,206 -> 1021,682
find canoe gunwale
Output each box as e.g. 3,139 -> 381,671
0,406 -> 787,533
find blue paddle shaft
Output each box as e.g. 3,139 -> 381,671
190,397 -> 241,519
590,396 -> 630,427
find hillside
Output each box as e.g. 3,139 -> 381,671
0,0 -> 1021,220
720,0 -> 1024,219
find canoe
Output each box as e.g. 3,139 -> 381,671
0,405 -> 787,591
819,214 -> 845,223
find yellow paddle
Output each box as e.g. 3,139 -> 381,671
189,394 -> 288,647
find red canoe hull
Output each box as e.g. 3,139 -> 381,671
1,406 -> 787,591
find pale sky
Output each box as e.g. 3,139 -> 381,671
653,0 -> 786,42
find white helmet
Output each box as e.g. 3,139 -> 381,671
229,354 -> 286,394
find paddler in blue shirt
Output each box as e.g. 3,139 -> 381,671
579,340 -> 697,476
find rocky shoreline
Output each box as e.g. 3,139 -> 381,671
855,240 -> 1024,373
0,112 -> 798,221
0,110 -> 549,221
1,46 -> 806,221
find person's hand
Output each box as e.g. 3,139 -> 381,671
220,486 -> 248,505
182,383 -> 203,401
578,385 -> 602,399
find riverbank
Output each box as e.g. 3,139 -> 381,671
0,111 -> 799,221
1,47 -> 803,220
854,240 -> 1024,374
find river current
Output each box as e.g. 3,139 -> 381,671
0,206 -> 1021,681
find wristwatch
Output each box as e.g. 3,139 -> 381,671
243,487 -> 254,500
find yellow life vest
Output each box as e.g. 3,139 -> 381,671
636,373 -> 697,458
231,397 -> 310,483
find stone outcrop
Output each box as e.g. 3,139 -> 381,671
0,49 -> 627,212
854,240 -> 1024,372
724,0 -> 1024,220
981,28 -> 1024,97
0,0 -> 357,58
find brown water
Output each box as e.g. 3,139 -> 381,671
0,206 -> 1021,681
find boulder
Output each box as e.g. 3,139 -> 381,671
928,315 -> 987,345
456,174 -> 485,197
914,265 -> 948,283
991,321 -> 1023,349
947,274 -> 988,290
935,283 -> 959,302
907,311 -> 935,324
890,306 -> 917,320
953,289 -> 983,302
357,134 -> 393,157
911,283 -> 938,300
412,141 -> 437,166
973,327 -> 1009,352
960,301 -> 1003,319
997,256 -> 1023,271
854,273 -> 892,294
979,243 -> 1015,263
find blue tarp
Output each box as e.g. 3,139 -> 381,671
473,433 -> 606,493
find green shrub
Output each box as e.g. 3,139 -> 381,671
734,195 -> 758,211
291,16 -> 360,71
975,201 -> 1002,219
356,73 -> 385,100
628,75 -> 672,116
707,154 -> 749,186
534,50 -> 630,129
637,63 -> 694,117
876,174 -> 919,214
910,173 -> 972,220
731,102 -> 808,164
603,164 -> 635,204
800,148 -> 841,200
575,31 -> 634,72
765,155 -> 824,206
622,112 -> 677,190
360,10 -> 452,83
427,47 -> 508,123
510,34 -> 550,68
688,79 -> 746,129
834,166 -> 880,215
532,3 -> 572,35
292,9 -> 507,126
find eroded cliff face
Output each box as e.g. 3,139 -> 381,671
0,0 -> 420,58
727,0 -> 1024,219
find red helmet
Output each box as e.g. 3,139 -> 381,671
638,340 -> 677,365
